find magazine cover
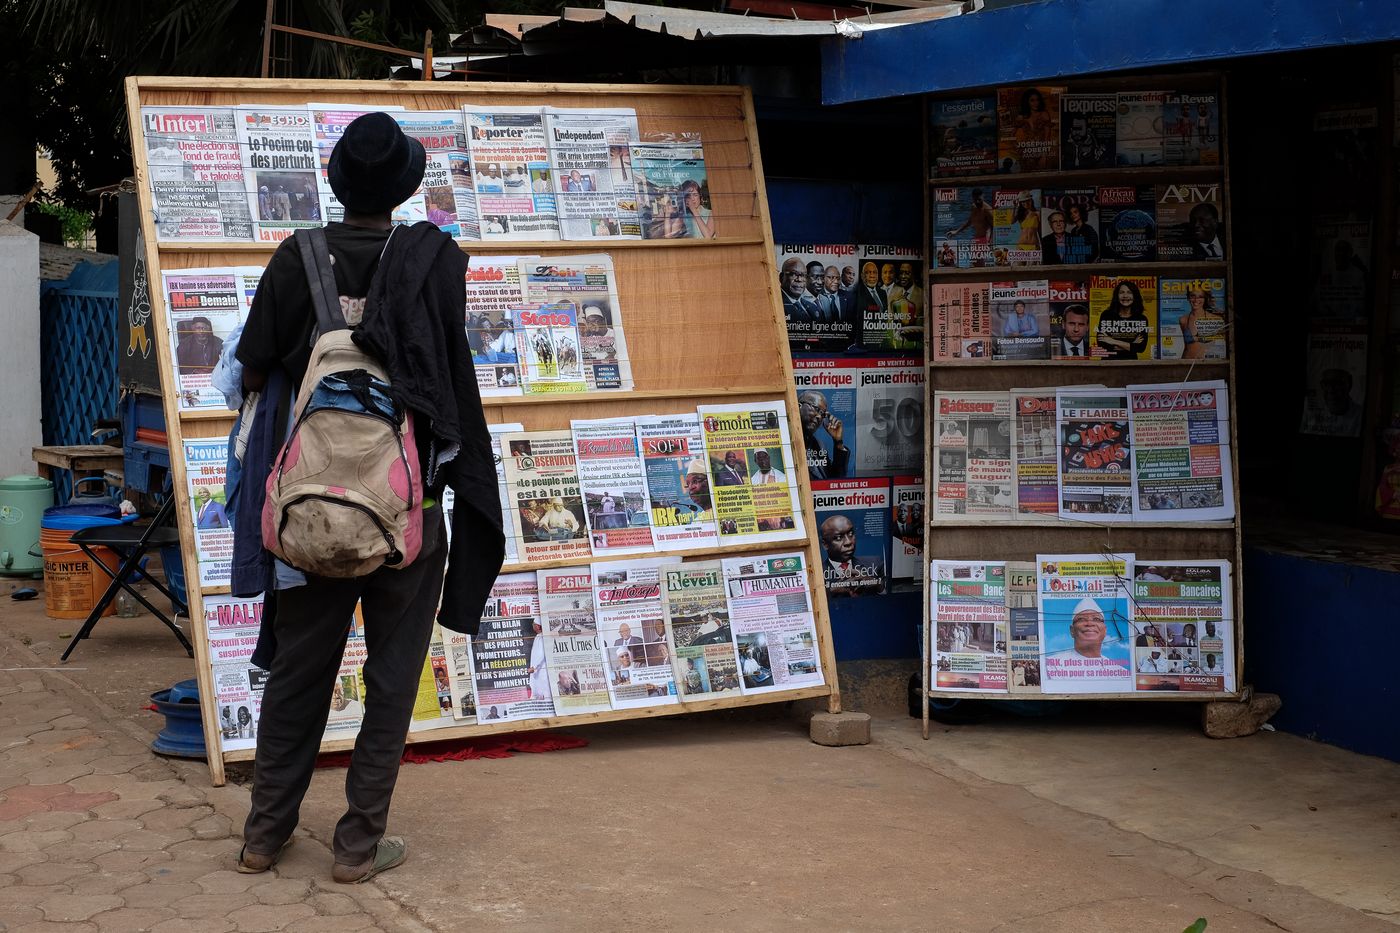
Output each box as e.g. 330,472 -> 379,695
996,86 -> 1063,172
1300,322 -> 1368,437
662,562 -> 742,701
1056,387 -> 1133,520
1037,553 -> 1135,694
853,358 -> 925,475
1115,92 -> 1165,166
309,105 -> 424,227
991,188 -> 1043,267
932,187 -> 994,269
184,437 -> 232,588
205,594 -> 265,753
930,96 -> 997,177
812,478 -> 889,599
395,110 -> 481,239
140,106 -> 253,241
234,105 -> 322,243
511,302 -> 587,394
544,107 -> 641,239
1047,279 -> 1093,359
162,267 -> 256,410
571,417 -> 654,556
960,282 -> 993,360
1089,274 -> 1158,360
1312,216 -> 1372,319
792,357 -> 860,480
517,254 -> 632,391
1159,277 -> 1228,359
465,106 -> 560,241
1098,185 -> 1157,262
1131,561 -> 1234,692
1156,182 -> 1224,261
858,244 -> 924,351
500,429 -> 591,563
930,561 -> 1008,692
631,143 -> 715,240
466,255 -> 531,396
1059,94 -> 1116,170
889,475 -> 924,593
697,401 -> 805,545
472,573 -> 554,723
594,559 -> 678,710
932,391 -> 1014,520
537,568 -> 612,715
722,552 -> 823,695
1005,562 -> 1041,693
1163,91 -> 1220,166
776,243 -> 860,351
990,280 -> 1051,360
1128,380 -> 1235,522
634,414 -> 719,550
1040,188 -> 1101,263
1011,389 -> 1059,520
930,283 -> 965,361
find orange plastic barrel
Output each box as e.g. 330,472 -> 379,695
39,525 -> 119,620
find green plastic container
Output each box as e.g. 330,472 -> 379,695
0,475 -> 54,577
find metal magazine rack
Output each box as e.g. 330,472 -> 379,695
920,71 -> 1244,735
126,76 -> 841,785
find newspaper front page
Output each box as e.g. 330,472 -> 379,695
1006,562 -> 1042,693
1131,561 -> 1234,692
512,302 -> 588,394
517,255 -> 632,391
140,106 -> 253,241
184,437 -> 231,588
930,561 -> 1008,692
465,106 -> 560,240
544,107 -> 641,239
1037,553 -> 1135,694
500,430 -> 591,564
409,625 -> 457,735
205,595 -> 266,754
662,562 -> 742,701
635,414 -> 719,551
1056,387 -> 1133,520
325,621 -> 368,737
932,391 -> 1014,520
1128,380 -> 1235,522
162,267 -> 259,410
631,143 -> 715,240
473,572 -> 554,723
234,105 -> 323,243
697,401 -> 805,545
571,417 -> 655,556
443,629 -> 477,722
394,110 -> 480,239
1010,388 -> 1060,520
723,552 -> 824,695
537,568 -> 612,715
466,255 -> 532,396
308,105 -> 424,227
594,560 -> 678,710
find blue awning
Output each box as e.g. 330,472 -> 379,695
821,0 -> 1400,104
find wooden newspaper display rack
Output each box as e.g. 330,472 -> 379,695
126,76 -> 840,785
921,72 -> 1244,737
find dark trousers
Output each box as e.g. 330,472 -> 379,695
243,508 -> 446,866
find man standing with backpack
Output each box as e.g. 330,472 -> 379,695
232,113 -> 503,883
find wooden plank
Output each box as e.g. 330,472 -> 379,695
133,75 -> 746,97
158,236 -> 767,253
928,690 -> 1242,701
497,535 -> 808,575
925,526 -> 1235,562
932,260 -> 1228,280
922,97 -> 933,741
927,519 -> 1234,529
1220,74 -> 1247,691
179,409 -> 239,423
929,163 -> 1222,188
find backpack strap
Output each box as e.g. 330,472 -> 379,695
293,227 -> 346,335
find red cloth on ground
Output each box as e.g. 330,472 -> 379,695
315,731 -> 588,768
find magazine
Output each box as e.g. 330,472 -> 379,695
517,254 -> 632,391
234,105 -> 322,243
1059,94 -> 1116,170
465,106 -> 560,240
990,279 -> 1050,360
930,96 -> 997,177
1011,388 -> 1060,520
511,302 -> 587,394
853,357 -> 925,474
792,357 -> 860,479
1048,279 -> 1093,359
571,417 -> 654,556
472,572 -> 554,723
140,106 -> 253,241
1005,562 -> 1041,693
812,478 -> 889,599
1299,322 -> 1368,437
634,414 -> 719,551
931,392 -> 1014,520
537,568 -> 612,715
1128,380 -> 1235,522
544,107 -> 641,239
991,188 -> 1043,267
932,187 -> 994,269
1312,216 -> 1372,319
1089,274 -> 1158,360
1131,561 -> 1234,692
930,284 -> 965,362
1056,387 -> 1133,520
722,552 -> 824,694
1163,91 -> 1220,166
858,244 -> 924,351
631,143 -> 715,239
500,429 -> 591,563
162,267 -> 259,410
776,243 -> 861,351
662,561 -> 742,701
929,561 -> 1008,692
1040,188 -> 1101,263
1115,92 -> 1165,166
1156,181 -> 1224,261
395,110 -> 481,239
697,401 -> 805,545
308,105 -> 424,227
1159,277 -> 1228,360
594,559 -> 678,709
960,281 -> 993,360
1098,185 -> 1157,262
466,255 -> 532,396
1036,553 -> 1135,694
996,86 -> 1063,172
889,475 -> 924,593
184,437 -> 232,588
205,594 -> 266,753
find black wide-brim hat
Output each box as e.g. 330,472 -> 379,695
328,111 -> 426,214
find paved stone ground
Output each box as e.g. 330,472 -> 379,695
0,637 -> 430,933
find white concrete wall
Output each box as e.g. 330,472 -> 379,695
0,222 -> 41,479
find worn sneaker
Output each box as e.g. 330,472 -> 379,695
237,837 -> 293,874
333,835 -> 408,884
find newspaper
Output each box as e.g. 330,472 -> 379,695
1128,380 -> 1235,521
889,475 -> 924,593
594,559 -> 678,710
1011,388 -> 1061,520
792,357 -> 860,480
442,628 -> 477,722
473,572 -> 554,723
635,414 -> 719,551
1056,387 -> 1133,520
326,619 -> 368,737
409,624 -> 457,734
858,244 -> 924,351
930,561 -> 1008,692
491,423 -> 523,563
500,430 -> 591,564
139,106 -> 253,241
544,107 -> 641,239
537,568 -> 613,714
464,106 -> 560,240
571,417 -> 655,556
1300,322 -> 1368,437
184,437 -> 231,588
631,143 -> 715,239
1131,560 -> 1234,692
234,105 -> 322,243
1037,553 -> 1135,694
517,255 -> 632,391
722,552 -> 824,695
308,105 -> 423,226
932,391 -> 1014,520
205,594 -> 266,753
466,255 -> 532,396
812,478 -> 889,599
162,267 -> 260,410
1005,562 -> 1042,693
394,110 -> 480,239
853,358 -> 924,474
697,401 -> 805,545
512,302 -> 588,394
662,561 -> 742,701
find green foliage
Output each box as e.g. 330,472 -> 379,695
1182,919 -> 1208,933
32,200 -> 95,247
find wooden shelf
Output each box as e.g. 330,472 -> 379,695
156,235 -> 765,253
928,519 -> 1235,529
179,409 -> 237,421
927,689 -> 1241,702
929,163 -> 1222,188
929,359 -> 1229,369
482,385 -> 785,407
930,261 -> 1228,280
498,535 -> 810,575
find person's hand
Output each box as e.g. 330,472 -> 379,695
824,413 -> 845,445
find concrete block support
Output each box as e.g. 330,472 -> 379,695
1202,688 -> 1283,739
810,711 -> 871,747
